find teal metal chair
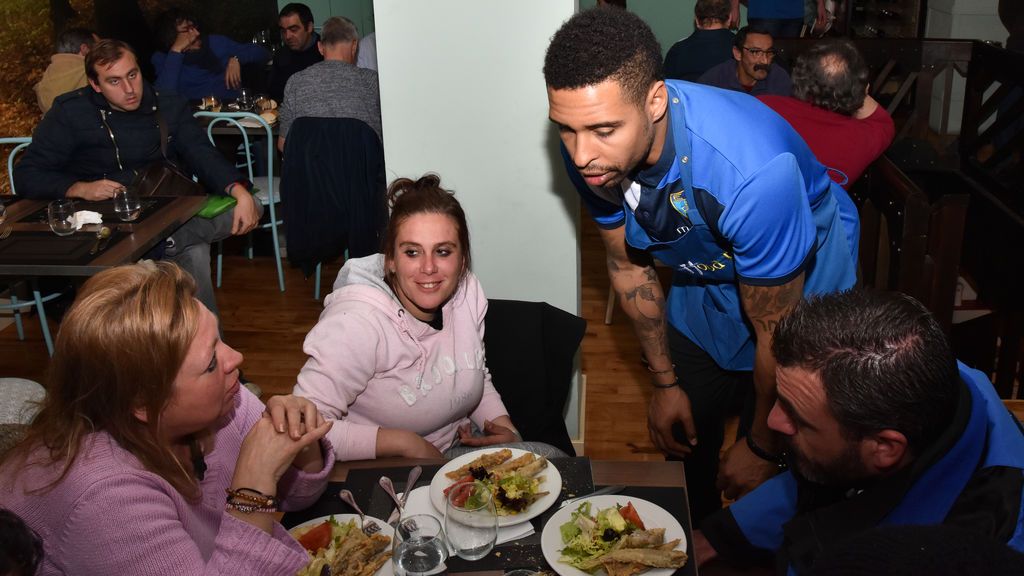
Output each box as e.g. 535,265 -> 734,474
0,136 -> 61,355
194,111 -> 285,292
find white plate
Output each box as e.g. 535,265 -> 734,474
289,514 -> 395,576
428,448 -> 562,527
540,495 -> 688,576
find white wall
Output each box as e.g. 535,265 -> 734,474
374,0 -> 583,437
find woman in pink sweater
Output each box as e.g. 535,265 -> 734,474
0,262 -> 334,575
294,174 -> 526,461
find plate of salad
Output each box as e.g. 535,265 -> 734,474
540,496 -> 688,576
429,447 -> 562,526
289,514 -> 395,576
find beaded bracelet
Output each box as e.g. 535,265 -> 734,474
226,500 -> 278,514
745,435 -> 788,469
646,363 -> 676,377
225,487 -> 278,510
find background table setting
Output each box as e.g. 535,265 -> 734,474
282,453 -> 697,576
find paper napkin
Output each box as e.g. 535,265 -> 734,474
72,210 -> 102,231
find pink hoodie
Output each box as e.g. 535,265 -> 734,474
294,255 -> 509,461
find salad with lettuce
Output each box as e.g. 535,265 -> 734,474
558,501 -> 647,569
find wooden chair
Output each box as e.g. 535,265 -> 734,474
851,155 -> 969,334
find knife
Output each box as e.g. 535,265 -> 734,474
558,485 -> 626,508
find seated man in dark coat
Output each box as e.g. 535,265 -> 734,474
664,0 -> 735,82
14,39 -> 260,320
694,290 -> 1024,574
698,25 -> 791,96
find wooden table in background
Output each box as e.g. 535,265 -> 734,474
0,196 -> 205,277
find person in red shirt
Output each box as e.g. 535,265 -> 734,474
759,38 -> 894,188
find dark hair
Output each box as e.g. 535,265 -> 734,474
0,262 -> 203,501
772,290 -> 959,454
383,174 -> 472,281
0,509 -> 43,576
154,9 -> 222,75
733,24 -> 774,49
55,27 -> 95,55
84,39 -> 136,82
279,2 -> 314,26
321,16 -> 358,46
598,0 -> 628,7
543,7 -> 663,107
792,38 -> 870,116
695,0 -> 731,26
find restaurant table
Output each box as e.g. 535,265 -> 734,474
283,457 -> 698,576
0,196 -> 205,277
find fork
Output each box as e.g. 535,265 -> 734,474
338,489 -> 381,535
0,225 -> 11,241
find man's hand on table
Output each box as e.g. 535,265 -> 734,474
692,530 -> 718,568
67,179 -> 123,201
647,385 -> 696,457
229,184 -> 260,235
717,438 -> 781,500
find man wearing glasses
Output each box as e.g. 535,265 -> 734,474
698,26 -> 791,96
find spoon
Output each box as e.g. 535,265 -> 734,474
378,476 -> 403,513
338,489 -> 380,534
90,226 -> 111,254
387,466 -> 423,524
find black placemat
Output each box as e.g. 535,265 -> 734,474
282,457 -> 594,531
0,229 -> 128,266
20,196 -> 173,225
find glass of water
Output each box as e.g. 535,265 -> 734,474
113,186 -> 141,222
393,514 -> 448,576
47,199 -> 76,236
444,481 -> 498,561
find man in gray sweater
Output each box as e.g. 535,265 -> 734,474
278,16 -> 382,151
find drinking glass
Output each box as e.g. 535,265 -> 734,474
392,514 -> 448,576
113,186 -> 141,222
237,87 -> 252,111
201,95 -> 221,112
47,199 -> 76,236
444,481 -> 498,561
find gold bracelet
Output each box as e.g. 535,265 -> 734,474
225,487 -> 278,509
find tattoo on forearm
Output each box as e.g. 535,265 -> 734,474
740,280 -> 803,336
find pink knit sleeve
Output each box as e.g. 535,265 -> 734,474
54,474 -> 309,576
463,273 -> 510,428
293,305 -> 385,461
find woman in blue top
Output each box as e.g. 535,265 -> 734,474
152,9 -> 269,101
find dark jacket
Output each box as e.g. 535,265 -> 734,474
702,362 -> 1024,575
280,117 -> 386,276
15,82 -> 240,200
268,33 -> 323,102
664,28 -> 736,82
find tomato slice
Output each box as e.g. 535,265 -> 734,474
443,476 -> 474,497
297,520 -> 333,552
620,502 -> 645,530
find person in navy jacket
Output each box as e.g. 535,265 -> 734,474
695,290 -> 1024,574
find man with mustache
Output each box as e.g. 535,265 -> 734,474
698,25 -> 791,96
544,7 -> 858,524
693,290 -> 1024,573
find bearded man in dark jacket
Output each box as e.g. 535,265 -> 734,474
14,39 -> 260,320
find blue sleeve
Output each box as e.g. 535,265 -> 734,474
209,35 -> 269,66
718,153 -> 816,285
558,144 -> 625,230
729,471 -> 798,551
152,51 -> 183,94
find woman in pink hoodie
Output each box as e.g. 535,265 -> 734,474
294,174 -> 529,461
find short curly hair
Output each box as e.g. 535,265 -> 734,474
792,38 -> 869,116
543,7 -> 663,108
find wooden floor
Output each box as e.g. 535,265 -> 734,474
0,217 -> 665,460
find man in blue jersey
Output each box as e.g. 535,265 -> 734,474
694,290 -> 1024,573
543,7 -> 859,524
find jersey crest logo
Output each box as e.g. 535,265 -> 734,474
669,190 -> 689,216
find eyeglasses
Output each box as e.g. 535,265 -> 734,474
741,46 -> 778,58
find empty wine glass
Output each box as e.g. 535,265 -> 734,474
113,186 -> 141,222
444,481 -> 498,561
47,199 -> 76,236
392,514 -> 448,576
